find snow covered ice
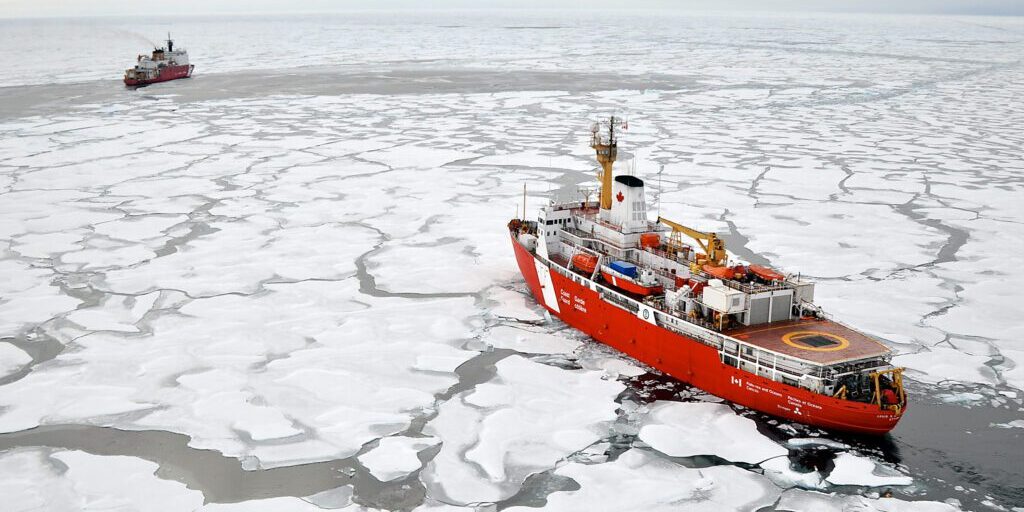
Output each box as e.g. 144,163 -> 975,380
638,401 -> 788,464
1,9 -> 1022,512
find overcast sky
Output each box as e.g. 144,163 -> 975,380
2,0 -> 1023,18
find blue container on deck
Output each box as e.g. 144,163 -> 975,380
609,261 -> 637,278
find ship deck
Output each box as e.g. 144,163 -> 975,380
724,318 -> 891,365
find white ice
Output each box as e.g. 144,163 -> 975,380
484,325 -> 582,355
761,455 -> 826,489
485,286 -> 545,322
638,401 -> 788,464
825,452 -> 913,488
421,355 -> 623,504
358,436 -> 440,482
893,347 -> 998,387
777,488 -> 961,512
505,448 -> 781,512
0,343 -> 31,379
0,448 -> 377,512
0,448 -> 203,512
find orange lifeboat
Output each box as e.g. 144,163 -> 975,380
702,264 -> 736,280
571,253 -> 598,274
749,264 -> 785,282
640,233 -> 661,249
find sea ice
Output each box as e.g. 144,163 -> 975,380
362,144 -> 481,169
825,452 -> 913,488
358,436 -> 440,482
421,355 -> 623,504
472,151 -> 593,172
893,347 -> 998,387
0,342 -> 31,379
484,325 -> 581,355
777,488 -> 960,512
0,260 -> 81,338
637,401 -> 788,464
761,455 -> 825,489
65,292 -> 159,333
504,448 -> 781,512
485,286 -> 544,322
0,448 -> 204,512
0,280 -> 480,469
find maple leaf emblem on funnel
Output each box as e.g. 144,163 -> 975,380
616,191 -> 624,202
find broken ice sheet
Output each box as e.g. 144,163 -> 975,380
101,220 -> 380,296
504,448 -> 781,512
0,280 -> 480,470
776,488 -> 960,512
0,342 -> 32,379
893,347 -> 998,387
0,448 -> 204,512
0,260 -> 81,338
484,325 -> 581,355
484,286 -> 544,322
825,452 -> 913,488
357,436 -> 440,482
0,447 -> 375,512
65,291 -> 159,333
421,355 -> 623,504
637,401 -> 787,464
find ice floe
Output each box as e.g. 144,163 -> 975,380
826,452 -> 913,488
422,355 -> 623,504
638,401 -> 788,464
358,436 -> 440,482
505,448 -> 781,512
893,347 -> 998,387
0,448 -> 203,512
0,342 -> 31,379
0,260 -> 80,338
0,280 -> 479,469
484,325 -> 581,355
777,488 -> 960,512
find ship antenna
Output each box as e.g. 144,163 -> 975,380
522,182 -> 527,221
167,32 -> 173,52
657,163 -> 664,219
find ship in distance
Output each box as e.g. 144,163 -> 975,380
508,117 -> 907,435
124,34 -> 194,86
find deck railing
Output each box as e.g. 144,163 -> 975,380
533,247 -> 890,395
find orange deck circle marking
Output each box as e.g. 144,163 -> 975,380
782,331 -> 850,352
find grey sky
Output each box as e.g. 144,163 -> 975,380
2,0 -> 1023,18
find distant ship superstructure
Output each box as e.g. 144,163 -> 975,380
124,34 -> 193,86
508,117 -> 907,434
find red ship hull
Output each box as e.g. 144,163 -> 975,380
124,64 -> 194,86
512,234 -> 903,435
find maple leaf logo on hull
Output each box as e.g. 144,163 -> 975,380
616,191 -> 624,202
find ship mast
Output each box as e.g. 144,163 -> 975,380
590,116 -> 626,216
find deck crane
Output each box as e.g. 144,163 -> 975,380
656,216 -> 728,267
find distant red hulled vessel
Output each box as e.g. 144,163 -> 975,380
124,34 -> 193,86
508,117 -> 907,435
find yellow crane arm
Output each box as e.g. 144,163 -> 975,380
656,216 -> 728,266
